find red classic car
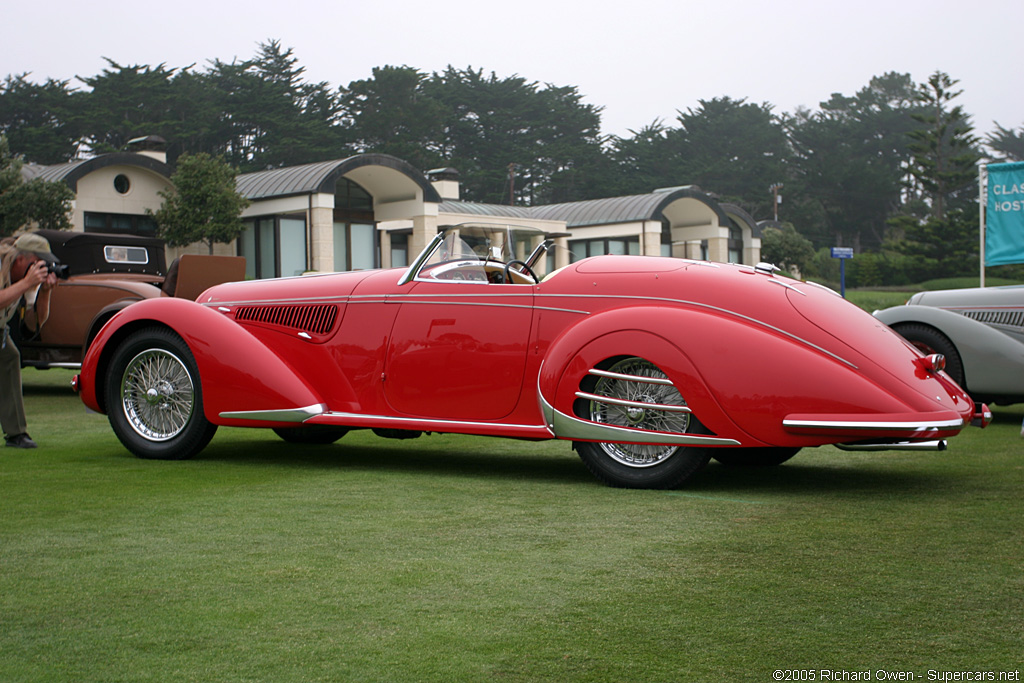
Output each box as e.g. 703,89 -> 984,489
74,224 -> 989,488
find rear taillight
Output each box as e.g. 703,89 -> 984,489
914,353 -> 945,373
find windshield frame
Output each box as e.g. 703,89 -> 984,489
398,223 -> 552,286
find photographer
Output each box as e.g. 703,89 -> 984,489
1,233 -> 59,449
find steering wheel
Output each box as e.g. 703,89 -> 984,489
503,259 -> 539,284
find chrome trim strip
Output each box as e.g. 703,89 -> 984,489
205,294 -> 589,317
575,391 -> 692,414
398,232 -> 446,285
768,279 -> 806,295
783,417 -> 964,431
27,362 -> 82,370
836,440 -> 947,451
219,403 -> 327,423
588,368 -> 674,385
539,393 -> 740,447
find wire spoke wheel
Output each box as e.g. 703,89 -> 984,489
589,357 -> 689,468
120,348 -> 196,441
574,355 -> 711,489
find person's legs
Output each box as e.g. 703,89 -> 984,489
0,327 -> 29,440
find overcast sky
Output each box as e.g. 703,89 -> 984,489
4,0 -> 1021,140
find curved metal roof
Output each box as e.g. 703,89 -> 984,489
720,202 -> 763,238
442,186 -> 728,228
20,153 -> 172,190
235,153 -> 440,202
437,200 -> 535,220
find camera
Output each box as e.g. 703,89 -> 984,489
46,262 -> 70,280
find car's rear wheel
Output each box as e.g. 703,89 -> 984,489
105,327 -> 217,460
573,356 -> 711,489
273,426 -> 349,444
891,323 -> 966,388
712,447 -> 801,467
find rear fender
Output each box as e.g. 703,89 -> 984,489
540,305 -> 930,447
81,298 -> 325,425
538,307 -> 750,444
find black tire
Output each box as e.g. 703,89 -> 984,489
272,426 -> 348,445
713,447 -> 801,467
573,356 -> 712,489
104,327 -> 217,460
891,323 -> 966,388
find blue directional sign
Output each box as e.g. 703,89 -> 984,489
831,248 -> 854,297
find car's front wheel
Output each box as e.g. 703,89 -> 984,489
573,356 -> 711,489
105,327 -> 217,460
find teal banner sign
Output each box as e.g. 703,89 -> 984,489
986,161 -> 1024,266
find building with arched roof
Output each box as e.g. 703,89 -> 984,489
22,147 -> 762,278
22,151 -> 173,237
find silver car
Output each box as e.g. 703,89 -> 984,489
874,286 -> 1024,405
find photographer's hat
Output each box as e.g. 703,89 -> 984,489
13,233 -> 57,265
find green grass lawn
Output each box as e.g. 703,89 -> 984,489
3,369 -> 1022,682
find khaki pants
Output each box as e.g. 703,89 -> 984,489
0,326 -> 28,438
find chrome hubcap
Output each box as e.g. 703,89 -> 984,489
120,349 -> 195,441
589,358 -> 689,468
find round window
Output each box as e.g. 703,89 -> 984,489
114,174 -> 131,195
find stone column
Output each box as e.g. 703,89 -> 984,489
641,221 -> 662,256
705,235 -> 729,263
309,201 -> 335,272
409,214 -> 438,259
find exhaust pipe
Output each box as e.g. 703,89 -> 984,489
836,440 -> 947,452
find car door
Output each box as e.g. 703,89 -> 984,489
383,279 -> 534,421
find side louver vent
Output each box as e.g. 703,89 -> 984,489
960,309 -> 1024,331
235,304 -> 338,335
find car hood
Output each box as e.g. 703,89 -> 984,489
196,269 -> 386,306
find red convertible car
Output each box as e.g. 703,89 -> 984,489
74,224 -> 989,488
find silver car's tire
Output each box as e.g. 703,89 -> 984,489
105,327 -> 217,460
891,323 -> 965,388
573,356 -> 711,489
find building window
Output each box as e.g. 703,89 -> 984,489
336,178 -> 373,212
568,236 -> 640,262
333,222 -> 376,271
113,174 -> 131,195
84,211 -> 158,237
330,178 -> 376,272
239,216 -> 308,279
389,231 -> 410,268
728,223 -> 743,263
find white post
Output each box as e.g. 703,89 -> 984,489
979,164 -> 987,288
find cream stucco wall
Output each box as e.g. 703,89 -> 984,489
71,165 -> 171,231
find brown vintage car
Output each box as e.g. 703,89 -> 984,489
12,230 -> 245,369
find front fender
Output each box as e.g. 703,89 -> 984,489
79,298 -> 324,425
875,304 -> 1024,397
